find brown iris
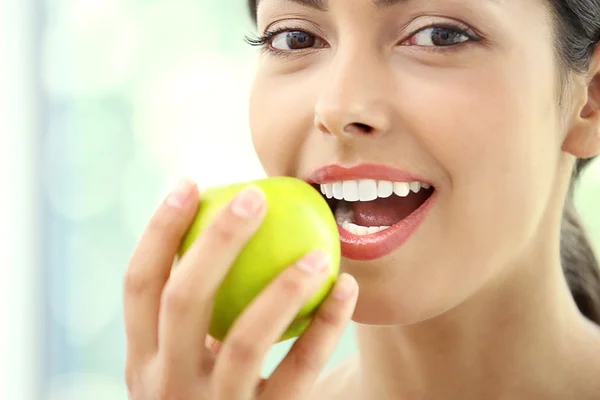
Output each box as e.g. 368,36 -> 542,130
285,31 -> 316,50
430,27 -> 466,46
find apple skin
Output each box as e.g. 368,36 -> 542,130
177,176 -> 341,343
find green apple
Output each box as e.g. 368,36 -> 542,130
177,176 -> 341,343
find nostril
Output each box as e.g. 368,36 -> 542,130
345,122 -> 374,135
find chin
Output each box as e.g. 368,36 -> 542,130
342,255 -> 476,327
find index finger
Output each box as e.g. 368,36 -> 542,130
123,178 -> 199,363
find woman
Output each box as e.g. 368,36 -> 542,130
123,0 -> 600,398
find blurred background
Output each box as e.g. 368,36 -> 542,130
0,0 -> 599,399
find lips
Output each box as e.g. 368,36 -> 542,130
305,164 -> 437,261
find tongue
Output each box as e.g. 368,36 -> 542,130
352,195 -> 425,227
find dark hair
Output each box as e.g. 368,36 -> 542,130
246,0 -> 600,323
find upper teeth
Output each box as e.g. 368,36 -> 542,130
320,180 -> 431,201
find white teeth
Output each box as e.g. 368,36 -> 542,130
358,179 -> 378,201
342,180 -> 359,201
342,221 -> 389,236
409,182 -> 421,193
320,184 -> 334,199
377,180 -> 394,198
332,182 -> 344,200
393,182 -> 410,197
342,220 -> 391,236
319,179 -> 432,201
356,225 -> 369,235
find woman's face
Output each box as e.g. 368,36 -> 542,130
249,0 -> 572,324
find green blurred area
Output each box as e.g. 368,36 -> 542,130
576,162 -> 600,248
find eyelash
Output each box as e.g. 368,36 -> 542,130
245,26 -> 313,57
244,23 -> 481,57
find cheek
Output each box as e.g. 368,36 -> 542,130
454,56 -> 561,225
390,48 -> 562,272
401,63 -> 558,186
249,72 -> 316,177
249,80 -> 280,176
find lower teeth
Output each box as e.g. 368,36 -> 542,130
334,200 -> 391,235
342,221 -> 391,236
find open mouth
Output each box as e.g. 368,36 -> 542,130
313,180 -> 435,236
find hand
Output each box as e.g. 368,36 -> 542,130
123,179 -> 359,400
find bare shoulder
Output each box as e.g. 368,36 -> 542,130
309,356 -> 359,400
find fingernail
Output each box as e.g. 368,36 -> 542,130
231,186 -> 265,219
205,336 -> 221,353
332,273 -> 356,300
296,250 -> 330,274
166,179 -> 196,208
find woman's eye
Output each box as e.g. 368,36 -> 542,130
271,30 -> 319,51
403,26 -> 471,47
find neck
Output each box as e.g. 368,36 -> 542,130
354,246 -> 595,399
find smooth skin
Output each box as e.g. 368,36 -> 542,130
124,0 -> 600,399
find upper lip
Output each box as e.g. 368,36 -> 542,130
304,164 -> 433,186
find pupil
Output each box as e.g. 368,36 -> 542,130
286,31 -> 315,49
431,28 -> 461,46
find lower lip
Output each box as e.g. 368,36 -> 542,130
338,191 -> 438,261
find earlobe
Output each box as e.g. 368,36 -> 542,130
562,46 -> 600,159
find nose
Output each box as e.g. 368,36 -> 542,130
314,51 -> 392,139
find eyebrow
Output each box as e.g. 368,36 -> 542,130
257,0 -> 500,11
256,0 -> 418,12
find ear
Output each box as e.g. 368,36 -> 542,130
562,44 -> 600,159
